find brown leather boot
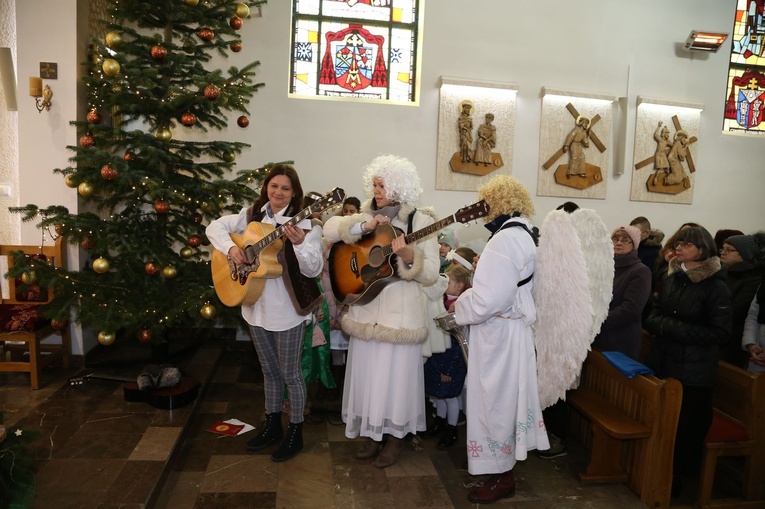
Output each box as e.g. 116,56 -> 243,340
373,436 -> 403,468
467,470 -> 515,504
355,438 -> 381,459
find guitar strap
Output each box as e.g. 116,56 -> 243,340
496,220 -> 537,288
407,208 -> 416,234
247,206 -> 323,315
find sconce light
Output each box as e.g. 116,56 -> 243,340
684,31 -> 728,52
29,76 -> 52,112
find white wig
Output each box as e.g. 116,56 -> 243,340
362,155 -> 422,206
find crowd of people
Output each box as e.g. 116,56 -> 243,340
207,158 -> 764,504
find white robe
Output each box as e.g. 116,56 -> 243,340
454,217 -> 549,475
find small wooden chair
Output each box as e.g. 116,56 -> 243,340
0,238 -> 70,389
698,362 -> 765,508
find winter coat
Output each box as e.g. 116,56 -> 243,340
637,240 -> 661,271
742,287 -> 765,373
321,201 -> 440,345
644,256 -> 731,387
593,250 -> 651,360
721,261 -> 764,366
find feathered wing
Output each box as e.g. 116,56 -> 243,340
533,210 -> 593,409
570,209 -> 615,340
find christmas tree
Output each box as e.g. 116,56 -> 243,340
10,0 -> 272,347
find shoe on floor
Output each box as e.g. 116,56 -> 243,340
537,435 -> 567,460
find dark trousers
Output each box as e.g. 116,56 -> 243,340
674,384 -> 713,477
542,399 -> 567,440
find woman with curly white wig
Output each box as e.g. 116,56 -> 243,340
322,155 -> 440,468
451,175 -> 549,503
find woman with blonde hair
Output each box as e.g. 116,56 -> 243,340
452,175 -> 549,504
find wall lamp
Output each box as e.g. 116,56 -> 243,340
29,76 -> 52,112
684,31 -> 728,52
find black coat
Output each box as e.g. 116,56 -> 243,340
644,256 -> 731,387
723,261 -> 763,363
593,251 -> 652,359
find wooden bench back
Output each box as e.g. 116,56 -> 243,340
569,350 -> 682,509
713,361 -> 765,440
1,238 -> 66,305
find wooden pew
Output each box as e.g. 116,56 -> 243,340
698,361 -> 765,508
566,350 -> 682,509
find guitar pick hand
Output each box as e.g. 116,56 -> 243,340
228,246 -> 248,264
392,234 -> 414,265
366,214 -> 390,231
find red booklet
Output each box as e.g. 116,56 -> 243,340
208,420 -> 245,436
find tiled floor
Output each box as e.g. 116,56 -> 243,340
1,338 -> 709,508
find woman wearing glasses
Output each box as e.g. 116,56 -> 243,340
591,226 -> 651,360
644,225 -> 731,498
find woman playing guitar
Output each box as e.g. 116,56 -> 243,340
206,164 -> 324,463
322,155 -> 440,469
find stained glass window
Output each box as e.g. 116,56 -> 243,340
290,0 -> 422,104
724,0 -> 765,135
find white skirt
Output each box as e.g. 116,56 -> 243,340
342,337 -> 426,441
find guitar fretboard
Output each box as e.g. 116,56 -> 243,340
244,208 -> 313,260
379,215 -> 456,258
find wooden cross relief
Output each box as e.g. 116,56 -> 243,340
543,103 -> 607,190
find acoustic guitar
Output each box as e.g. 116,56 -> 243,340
328,200 -> 490,305
211,187 -> 345,307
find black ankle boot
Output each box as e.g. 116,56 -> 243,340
271,422 -> 303,462
246,412 -> 283,451
437,425 -> 458,449
426,416 -> 446,437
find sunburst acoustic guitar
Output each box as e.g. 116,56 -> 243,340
212,187 -> 345,307
328,200 -> 490,306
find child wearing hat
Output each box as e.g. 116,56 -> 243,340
437,229 -> 457,273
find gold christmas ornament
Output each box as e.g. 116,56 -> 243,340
183,0 -> 199,5
222,152 -> 236,163
180,246 -> 194,259
92,257 -> 110,274
155,128 -> 172,141
235,3 -> 250,18
105,32 -> 122,48
21,270 -> 38,285
64,174 -> 77,188
162,265 -> 178,279
200,303 -> 217,320
78,182 -> 95,197
102,58 -> 121,76
97,331 -> 116,346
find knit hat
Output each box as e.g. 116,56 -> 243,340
437,229 -> 457,249
612,225 -> 641,250
724,235 -> 758,261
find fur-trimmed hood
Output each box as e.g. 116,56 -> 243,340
668,256 -> 722,283
644,230 -> 665,247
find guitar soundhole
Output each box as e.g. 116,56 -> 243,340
368,246 -> 385,267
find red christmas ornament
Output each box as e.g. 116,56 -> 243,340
193,213 -> 203,223
204,85 -> 220,100
154,200 -> 170,214
230,41 -> 243,53
137,329 -> 152,343
151,45 -> 167,61
230,16 -> 243,30
124,150 -> 136,161
81,236 -> 93,250
87,109 -> 102,124
144,261 -> 160,276
237,115 -> 249,128
180,112 -> 197,126
100,164 -> 118,181
198,28 -> 214,42
51,319 -> 69,331
79,134 -> 95,148
188,235 -> 202,247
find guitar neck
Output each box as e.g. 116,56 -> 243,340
380,215 -> 456,257
244,208 -> 312,260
